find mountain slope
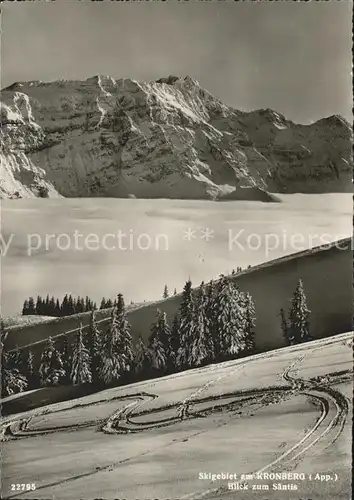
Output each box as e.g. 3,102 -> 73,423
0,75 -> 352,199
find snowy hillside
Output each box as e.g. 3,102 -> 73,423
0,75 -> 352,199
1,332 -> 352,499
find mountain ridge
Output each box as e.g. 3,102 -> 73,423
1,75 -> 352,199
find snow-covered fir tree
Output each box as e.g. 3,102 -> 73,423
26,349 -> 38,389
280,308 -> 291,345
189,283 -> 211,367
163,285 -> 169,299
204,280 -> 217,361
176,279 -> 195,370
61,337 -> 71,384
99,308 -> 125,385
115,293 -> 134,374
149,309 -> 172,373
88,309 -> 102,384
243,292 -> 256,354
212,278 -> 246,361
148,313 -> 167,374
70,323 -> 92,385
288,278 -> 312,344
133,336 -> 152,379
1,326 -> 28,396
39,337 -> 65,386
170,313 -> 180,367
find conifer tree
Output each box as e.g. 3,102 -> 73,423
88,309 -> 102,385
26,349 -> 38,389
170,313 -> 180,366
133,336 -> 152,379
22,299 -> 29,315
99,308 -> 125,385
79,297 -> 85,313
149,310 -> 172,373
174,288 -> 177,296
288,278 -> 312,344
49,296 -> 56,316
243,293 -> 256,354
55,298 -> 61,316
189,283 -> 211,367
100,297 -> 106,310
1,324 -> 28,396
212,279 -> 246,361
148,314 -> 167,375
163,285 -> 169,299
115,293 -> 134,374
44,294 -> 50,315
27,296 -> 36,315
280,308 -> 291,345
176,279 -> 195,370
35,295 -> 43,315
70,324 -> 92,385
106,298 -> 113,308
39,337 -> 65,386
68,295 -> 75,315
61,294 -> 69,316
204,280 -> 216,361
61,337 -> 71,384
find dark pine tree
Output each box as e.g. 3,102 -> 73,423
88,309 -> 102,385
49,296 -> 56,316
173,288 -> 177,296
176,279 -> 195,370
204,280 -> 217,362
170,313 -> 181,369
243,292 -> 256,354
280,308 -> 291,345
99,309 -> 125,385
44,294 -> 50,315
35,295 -> 43,315
189,282 -> 211,367
212,278 -> 246,361
106,298 -> 113,308
133,336 -> 152,380
148,313 -> 167,376
39,337 -> 65,386
27,297 -> 36,315
68,295 -> 75,315
22,299 -> 29,315
61,337 -> 71,384
70,324 -> 92,385
100,298 -> 107,310
115,294 -> 134,377
1,324 -> 28,397
61,294 -> 69,316
26,349 -> 39,389
288,278 -> 312,344
55,298 -> 61,316
149,310 -> 172,374
163,285 -> 169,299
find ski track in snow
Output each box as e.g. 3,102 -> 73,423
1,333 -> 352,498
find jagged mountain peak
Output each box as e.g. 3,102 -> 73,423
314,114 -> 351,129
0,75 -> 352,199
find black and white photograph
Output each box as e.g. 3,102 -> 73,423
0,1 -> 353,499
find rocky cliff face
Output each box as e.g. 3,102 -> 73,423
0,75 -> 352,199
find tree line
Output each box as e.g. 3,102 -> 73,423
3,277 -> 311,398
21,294 -> 134,317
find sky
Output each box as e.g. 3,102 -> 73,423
1,0 -> 352,124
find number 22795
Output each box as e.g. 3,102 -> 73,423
11,484 -> 36,491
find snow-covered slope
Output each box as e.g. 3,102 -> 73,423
0,75 -> 352,199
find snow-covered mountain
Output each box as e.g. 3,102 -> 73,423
0,75 -> 352,199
